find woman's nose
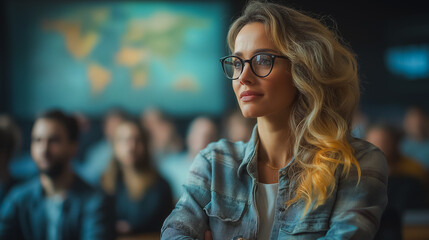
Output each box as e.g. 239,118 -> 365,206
238,63 -> 254,85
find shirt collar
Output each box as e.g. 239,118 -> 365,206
237,124 -> 259,177
237,124 -> 297,177
32,177 -> 44,199
31,173 -> 83,201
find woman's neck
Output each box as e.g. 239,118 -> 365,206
122,165 -> 144,177
257,113 -> 293,169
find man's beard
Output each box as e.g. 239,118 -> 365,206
38,160 -> 67,179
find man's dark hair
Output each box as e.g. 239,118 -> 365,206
37,109 -> 79,142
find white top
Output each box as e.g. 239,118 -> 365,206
45,194 -> 65,240
256,182 -> 278,240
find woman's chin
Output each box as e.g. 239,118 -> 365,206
238,106 -> 262,119
241,111 -> 262,119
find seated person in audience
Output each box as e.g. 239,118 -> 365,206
223,109 -> 255,143
0,110 -> 115,240
158,116 -> 218,202
366,123 -> 429,211
81,108 -> 128,186
367,123 -> 428,240
101,119 -> 173,235
401,106 -> 429,170
140,108 -> 183,162
4,114 -> 37,181
367,123 -> 429,187
0,115 -> 20,205
72,112 -> 97,164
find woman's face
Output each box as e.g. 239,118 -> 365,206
232,22 -> 297,119
113,123 -> 145,168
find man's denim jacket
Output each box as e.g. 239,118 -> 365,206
0,174 -> 116,240
161,126 -> 388,239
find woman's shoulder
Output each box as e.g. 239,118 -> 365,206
348,137 -> 388,180
349,137 -> 381,156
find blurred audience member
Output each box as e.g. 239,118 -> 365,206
401,106 -> 429,170
366,123 -> 428,212
159,117 -> 218,201
367,123 -> 428,240
0,110 -> 115,240
141,108 -> 183,161
0,115 -> 20,205
80,108 -> 128,186
101,119 -> 172,235
72,112 -> 97,163
351,109 -> 369,139
186,117 -> 218,159
367,124 -> 428,185
0,116 -> 37,182
223,109 -> 255,142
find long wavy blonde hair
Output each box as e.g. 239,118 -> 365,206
228,1 -> 361,215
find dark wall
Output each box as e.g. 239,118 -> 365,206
0,0 -> 10,113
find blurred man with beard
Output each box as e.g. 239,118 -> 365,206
0,110 -> 115,240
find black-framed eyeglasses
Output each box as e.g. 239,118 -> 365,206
219,53 -> 288,80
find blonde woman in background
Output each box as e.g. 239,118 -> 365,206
162,1 -> 387,239
101,119 -> 173,235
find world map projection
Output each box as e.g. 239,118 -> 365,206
8,2 -> 228,118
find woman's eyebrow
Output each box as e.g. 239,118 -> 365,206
252,48 -> 279,54
232,51 -> 243,57
233,48 -> 279,57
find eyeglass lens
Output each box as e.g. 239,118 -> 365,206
222,54 -> 273,79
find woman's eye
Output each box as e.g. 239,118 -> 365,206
233,60 -> 242,69
256,58 -> 272,66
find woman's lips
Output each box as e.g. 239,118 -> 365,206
240,91 -> 264,102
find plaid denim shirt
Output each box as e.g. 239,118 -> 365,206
161,125 -> 388,240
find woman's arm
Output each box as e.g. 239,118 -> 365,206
321,148 -> 388,239
161,152 -> 212,239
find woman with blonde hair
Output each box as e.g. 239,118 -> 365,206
101,119 -> 173,235
162,1 -> 387,239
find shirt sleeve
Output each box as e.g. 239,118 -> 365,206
320,148 -> 388,239
161,152 -> 212,240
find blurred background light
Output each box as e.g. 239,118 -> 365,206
386,45 -> 429,80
